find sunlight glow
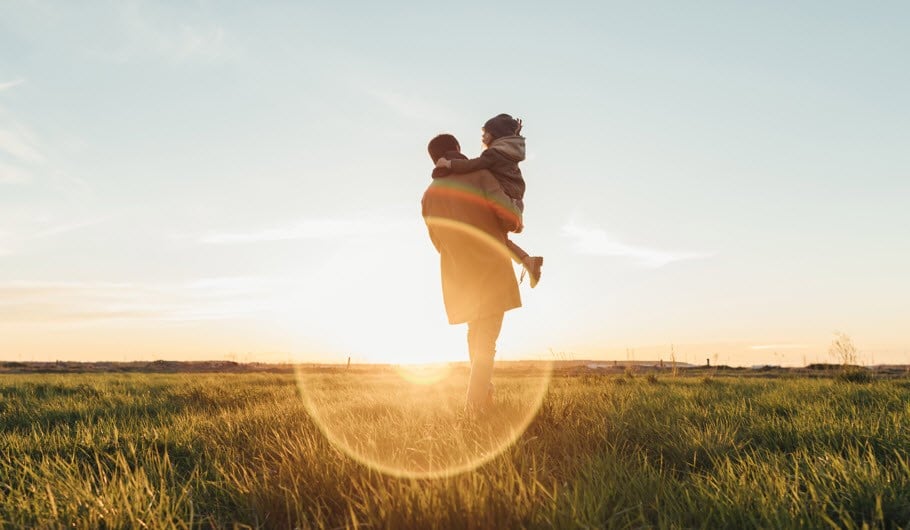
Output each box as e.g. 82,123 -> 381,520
393,362 -> 453,385
294,362 -> 553,479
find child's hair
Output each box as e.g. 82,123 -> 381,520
483,114 -> 521,139
427,134 -> 461,161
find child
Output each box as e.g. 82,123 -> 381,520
434,114 -> 543,287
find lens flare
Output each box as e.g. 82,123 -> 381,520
295,361 -> 552,479
296,188 -> 544,478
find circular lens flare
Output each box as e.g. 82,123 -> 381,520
295,360 -> 552,479
297,203 -> 545,478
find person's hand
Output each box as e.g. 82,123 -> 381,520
514,118 -> 523,136
435,158 -> 451,169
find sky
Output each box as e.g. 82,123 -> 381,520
1,1 -> 908,366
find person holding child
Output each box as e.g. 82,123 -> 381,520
422,132 -> 523,413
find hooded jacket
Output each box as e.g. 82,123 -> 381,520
447,136 -> 526,201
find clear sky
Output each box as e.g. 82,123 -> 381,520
1,1 -> 908,366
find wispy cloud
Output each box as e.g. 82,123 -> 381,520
103,3 -> 232,64
0,215 -> 105,256
0,280 -> 161,324
198,218 -> 405,245
171,25 -> 227,61
0,89 -> 91,194
0,127 -> 44,164
0,277 -> 284,325
29,217 -> 106,239
0,161 -> 31,183
0,95 -> 43,186
2,3 -> 232,65
562,218 -> 713,268
366,89 -> 459,124
0,78 -> 25,91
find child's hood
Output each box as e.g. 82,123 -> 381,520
489,135 -> 526,162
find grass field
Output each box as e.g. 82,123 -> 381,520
1,367 -> 909,529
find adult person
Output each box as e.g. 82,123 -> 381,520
421,133 -> 522,412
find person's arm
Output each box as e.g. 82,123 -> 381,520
447,150 -> 498,174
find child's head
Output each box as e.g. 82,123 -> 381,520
482,114 -> 522,146
427,133 -> 461,162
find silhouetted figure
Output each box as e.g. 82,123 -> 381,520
422,133 -> 523,413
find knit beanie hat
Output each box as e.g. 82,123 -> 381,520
483,113 -> 521,139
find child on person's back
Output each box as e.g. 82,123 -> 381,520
434,114 -> 543,287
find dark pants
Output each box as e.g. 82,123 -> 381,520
506,197 -> 529,263
466,312 -> 504,409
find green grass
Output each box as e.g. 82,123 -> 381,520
1,370 -> 909,529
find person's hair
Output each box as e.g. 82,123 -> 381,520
483,113 -> 521,139
427,134 -> 460,161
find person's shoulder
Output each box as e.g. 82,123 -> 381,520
423,169 -> 499,202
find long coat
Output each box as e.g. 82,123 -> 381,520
421,169 -> 522,324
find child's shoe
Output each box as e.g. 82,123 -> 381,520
521,256 -> 544,288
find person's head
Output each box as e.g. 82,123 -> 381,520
482,113 -> 522,146
427,134 -> 461,162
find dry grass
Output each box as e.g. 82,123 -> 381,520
1,369 -> 909,528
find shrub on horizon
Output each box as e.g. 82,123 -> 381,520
836,368 -> 873,384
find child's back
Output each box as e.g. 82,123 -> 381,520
461,135 -> 526,205
437,113 -> 527,209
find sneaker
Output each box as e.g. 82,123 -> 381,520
521,256 -> 543,288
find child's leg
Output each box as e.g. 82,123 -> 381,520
506,238 -> 529,264
507,235 -> 543,288
508,198 -> 543,287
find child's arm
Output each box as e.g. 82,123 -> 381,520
437,150 -> 498,174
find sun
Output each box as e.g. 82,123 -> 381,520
271,236 -> 471,365
335,317 -> 467,365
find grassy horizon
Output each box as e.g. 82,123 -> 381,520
1,369 -> 908,528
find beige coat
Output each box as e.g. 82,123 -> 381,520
422,169 -> 522,324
